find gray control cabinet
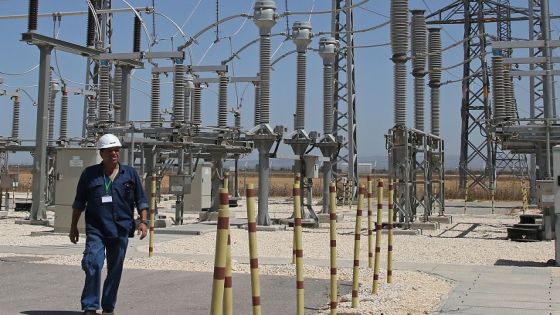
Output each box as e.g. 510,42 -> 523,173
183,163 -> 212,212
54,148 -> 101,232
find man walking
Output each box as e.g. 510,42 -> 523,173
69,134 -> 149,315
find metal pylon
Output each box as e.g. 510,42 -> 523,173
332,0 -> 358,200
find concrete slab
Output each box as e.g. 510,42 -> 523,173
0,210 -> 7,219
428,215 -> 453,224
0,260 -> 348,315
408,221 -> 439,230
316,213 -> 345,224
154,223 -> 216,235
15,218 -> 52,226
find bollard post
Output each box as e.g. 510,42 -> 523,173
373,179 -> 384,294
387,179 -> 394,284
329,182 -> 338,315
224,172 -> 229,191
351,185 -> 365,308
210,188 -> 230,315
148,175 -> 156,257
246,184 -> 262,315
463,180 -> 469,214
292,173 -> 300,264
293,182 -> 305,315
491,189 -> 495,214
367,176 -> 374,269
522,181 -> 528,213
223,232 -> 233,315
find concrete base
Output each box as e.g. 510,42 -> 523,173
199,211 -> 219,222
316,213 -> 345,224
151,218 -> 174,228
409,221 -> 439,230
428,215 -> 453,224
275,217 -> 319,228
0,210 -> 7,219
15,219 -> 52,226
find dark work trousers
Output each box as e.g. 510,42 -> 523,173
81,231 -> 129,312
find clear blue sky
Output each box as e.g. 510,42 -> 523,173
0,0 -> 559,165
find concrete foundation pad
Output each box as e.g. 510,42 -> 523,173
151,218 -> 174,228
316,213 -> 345,224
155,223 -> 216,235
198,211 -> 219,222
428,215 -> 453,224
409,221 -> 439,230
15,219 -> 52,226
385,229 -> 420,236
0,211 -> 7,219
274,217 -> 319,228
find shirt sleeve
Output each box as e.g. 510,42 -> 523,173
72,170 -> 87,211
133,169 -> 149,213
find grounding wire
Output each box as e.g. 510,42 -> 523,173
197,41 -> 216,66
85,0 -> 102,46
0,65 -> 39,76
120,0 -> 152,53
174,0 -> 203,38
308,0 -> 316,22
151,11 -> 192,64
357,5 -> 389,19
280,0 -> 369,17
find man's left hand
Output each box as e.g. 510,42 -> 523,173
137,222 -> 148,240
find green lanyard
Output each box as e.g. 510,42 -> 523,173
103,174 -> 113,195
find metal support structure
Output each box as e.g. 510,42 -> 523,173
332,0 -> 358,201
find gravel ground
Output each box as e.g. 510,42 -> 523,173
0,197 -> 555,314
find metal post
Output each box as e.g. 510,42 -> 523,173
30,45 -> 53,221
542,0 -> 554,178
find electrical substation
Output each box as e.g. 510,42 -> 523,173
0,0 -> 560,313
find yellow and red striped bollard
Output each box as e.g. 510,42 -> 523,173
292,173 -> 300,265
387,180 -> 394,284
223,172 -> 229,191
148,175 -> 156,257
223,232 -> 233,315
293,182 -> 305,315
373,179 -> 384,294
351,185 -> 365,308
210,188 -> 230,315
246,184 -> 262,315
367,176 -> 374,269
329,182 -> 338,314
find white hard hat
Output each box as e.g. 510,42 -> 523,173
97,134 -> 122,149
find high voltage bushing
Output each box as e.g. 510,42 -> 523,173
60,89 -> 68,142
11,96 -> 20,140
428,28 -> 442,136
87,95 -> 97,139
86,5 -> 95,47
390,0 -> 409,126
253,0 -> 277,125
184,73 -> 194,122
98,60 -> 111,125
292,21 -> 312,131
411,10 -> 427,131
28,0 -> 38,32
150,73 -> 161,127
133,15 -> 142,52
218,71 -> 229,128
502,65 -> 515,122
319,37 -> 337,135
193,83 -> 202,124
113,66 -> 123,124
172,61 -> 185,126
491,55 -> 506,123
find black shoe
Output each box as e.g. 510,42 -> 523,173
102,310 -> 114,315
83,311 -> 97,315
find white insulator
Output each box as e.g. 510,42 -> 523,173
411,10 -> 427,131
428,28 -> 442,135
98,62 -> 111,124
172,63 -> 185,126
323,65 -> 334,135
59,90 -> 68,142
11,96 -> 20,140
254,81 -> 261,126
391,0 -> 409,57
151,73 -> 161,127
414,75 -> 425,131
48,79 -> 56,146
491,56 -> 506,123
253,0 -> 277,35
295,52 -> 307,130
193,83 -> 202,124
87,96 -> 97,140
185,73 -> 194,122
113,66 -> 122,124
394,62 -> 407,125
502,65 -> 515,122
259,35 -> 271,124
218,72 -> 228,128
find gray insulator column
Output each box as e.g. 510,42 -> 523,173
323,65 -> 334,135
391,0 -> 409,126
259,36 -> 271,124
87,96 -> 97,139
185,73 -> 194,122
295,52 -> 307,130
11,96 -> 20,140
172,62 -> 185,126
254,81 -> 261,125
491,56 -> 506,123
48,78 -> 56,147
28,0 -> 38,32
98,61 -> 111,124
150,73 -> 161,127
502,65 -> 514,122
218,72 -> 228,128
113,66 -> 122,124
411,10 -> 427,131
59,89 -> 68,142
428,28 -> 442,136
193,83 -> 202,124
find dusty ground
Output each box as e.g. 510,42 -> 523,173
0,195 -> 554,314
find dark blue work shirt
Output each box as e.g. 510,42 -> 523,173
72,163 -> 149,238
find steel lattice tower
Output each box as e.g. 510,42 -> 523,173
331,0 -> 358,198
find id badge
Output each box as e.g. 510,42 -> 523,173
101,195 -> 113,203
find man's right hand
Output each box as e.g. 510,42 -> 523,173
69,226 -> 79,244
